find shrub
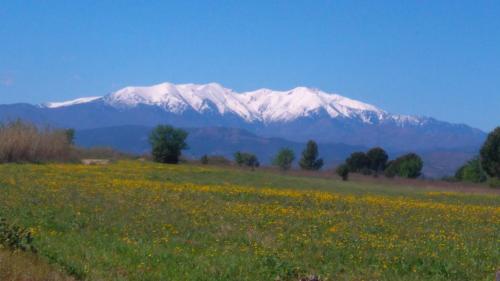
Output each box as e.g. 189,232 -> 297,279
272,148 -> 295,171
299,140 -> 323,170
384,153 -> 423,179
234,152 -> 260,169
149,125 -> 188,164
345,152 -> 370,172
480,127 -> 500,179
488,177 -> 500,188
366,147 -> 388,174
0,217 -> 36,253
0,120 -> 72,163
200,154 -> 209,164
455,157 -> 487,183
336,164 -> 349,181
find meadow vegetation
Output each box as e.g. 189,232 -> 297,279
0,161 -> 498,281
0,120 -> 73,163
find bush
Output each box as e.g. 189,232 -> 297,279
0,217 -> 36,253
299,140 -> 323,170
272,148 -> 295,171
367,147 -> 388,174
488,178 -> 500,188
480,127 -> 500,179
200,154 -> 209,164
0,120 -> 72,163
234,152 -> 259,169
384,153 -> 423,179
149,125 -> 188,164
345,152 -> 370,172
455,157 -> 487,183
336,164 -> 349,181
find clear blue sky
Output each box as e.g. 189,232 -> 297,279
1,1 -> 499,131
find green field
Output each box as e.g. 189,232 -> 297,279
0,161 -> 499,280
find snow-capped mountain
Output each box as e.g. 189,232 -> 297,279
44,82 -> 424,126
0,82 -> 485,152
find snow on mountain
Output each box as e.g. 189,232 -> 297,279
44,96 -> 102,108
240,87 -> 386,122
43,82 -> 422,125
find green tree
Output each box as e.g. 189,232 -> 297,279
384,153 -> 423,178
367,147 -> 388,174
336,164 -> 349,181
272,148 -> 295,171
299,140 -> 323,170
455,157 -> 487,183
65,128 -> 75,145
149,125 -> 188,164
480,127 -> 500,178
345,152 -> 370,172
234,152 -> 260,169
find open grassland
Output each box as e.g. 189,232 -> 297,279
0,161 -> 499,281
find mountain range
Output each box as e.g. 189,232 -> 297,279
0,82 -> 486,176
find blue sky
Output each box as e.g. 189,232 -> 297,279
0,1 -> 499,131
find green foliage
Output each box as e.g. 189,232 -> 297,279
455,157 -> 487,183
480,126 -> 500,178
0,217 -> 36,253
335,164 -> 349,181
488,177 -> 500,188
384,153 -> 423,178
200,154 -> 209,164
345,152 -> 370,172
299,140 -> 323,170
366,147 -> 388,173
65,128 -> 75,145
272,148 -> 295,171
234,151 -> 260,169
149,125 -> 188,164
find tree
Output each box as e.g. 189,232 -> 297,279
384,153 -> 423,178
480,127 -> 500,178
149,125 -> 188,164
345,152 -> 370,172
234,152 -> 260,169
366,147 -> 388,174
299,140 -> 323,170
272,148 -> 295,171
455,157 -> 487,183
336,164 -> 349,181
65,128 -> 75,145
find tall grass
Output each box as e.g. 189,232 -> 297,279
0,120 -> 72,163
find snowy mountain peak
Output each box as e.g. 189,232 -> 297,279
42,82 -> 423,125
44,96 -> 102,108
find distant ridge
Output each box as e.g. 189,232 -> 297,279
0,81 -> 486,152
44,82 -> 423,125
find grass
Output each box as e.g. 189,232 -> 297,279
0,249 -> 75,281
0,161 -> 498,280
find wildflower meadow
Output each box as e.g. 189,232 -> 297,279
0,161 -> 498,280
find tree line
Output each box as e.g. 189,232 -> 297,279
3,120 -> 498,188
148,125 -> 427,181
